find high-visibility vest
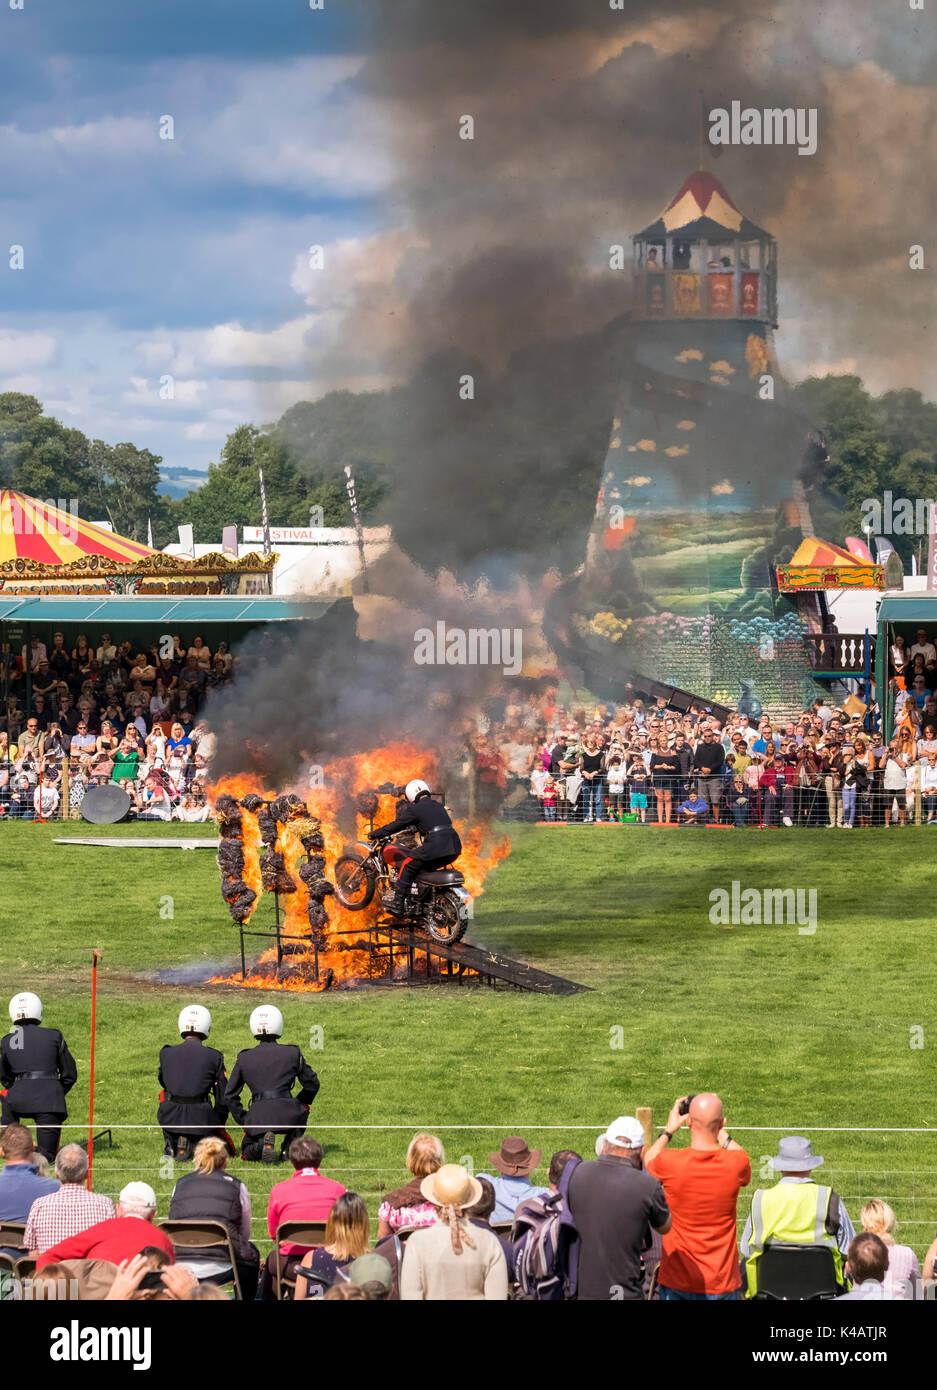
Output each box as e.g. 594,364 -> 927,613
745,1183 -> 844,1297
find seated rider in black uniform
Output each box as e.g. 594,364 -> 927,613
158,1003 -> 232,1162
371,778 -> 463,917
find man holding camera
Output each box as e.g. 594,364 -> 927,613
645,1093 -> 750,1300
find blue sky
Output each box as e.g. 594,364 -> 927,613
1,0 -> 933,493
0,0 -> 390,477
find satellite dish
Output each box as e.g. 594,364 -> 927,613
81,784 -> 132,825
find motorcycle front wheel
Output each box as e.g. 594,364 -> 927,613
425,891 -> 468,945
333,855 -> 377,910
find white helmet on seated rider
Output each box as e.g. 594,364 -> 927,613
178,1004 -> 212,1038
9,992 -> 42,1023
250,1004 -> 283,1038
405,779 -> 430,803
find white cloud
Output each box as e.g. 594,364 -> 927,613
0,331 -> 57,372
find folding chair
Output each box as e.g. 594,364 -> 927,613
490,1221 -> 514,1237
753,1243 -> 842,1300
0,1223 -> 27,1252
273,1221 -> 329,1301
14,1256 -> 36,1281
159,1219 -> 243,1301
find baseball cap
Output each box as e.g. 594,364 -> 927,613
600,1116 -> 645,1150
347,1254 -> 392,1291
119,1180 -> 156,1208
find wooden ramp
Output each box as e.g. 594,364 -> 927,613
366,918 -> 591,995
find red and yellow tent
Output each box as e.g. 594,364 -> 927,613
0,490 -> 154,567
777,536 -> 885,591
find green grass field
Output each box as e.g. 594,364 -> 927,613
3,821 -> 937,1259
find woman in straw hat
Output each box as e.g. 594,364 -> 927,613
399,1165 -> 508,1301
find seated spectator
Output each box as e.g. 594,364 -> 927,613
344,1252 -> 393,1301
645,1093 -> 751,1301
0,1123 -> 59,1254
173,790 -> 212,822
37,1181 -> 173,1269
9,772 -> 36,819
168,1136 -> 260,1299
149,681 -> 173,722
860,1199 -> 919,1300
377,1133 -> 445,1238
739,1136 -> 853,1297
69,720 -> 96,758
295,1192 -> 370,1299
838,1232 -> 897,1301
129,653 -> 157,688
135,772 -> 173,821
188,636 -> 213,669
465,1176 -> 516,1281
400,1165 -> 508,1301
567,1119 -> 669,1301
25,1144 -> 115,1255
96,633 -> 117,666
262,1136 -> 346,1300
478,1137 -> 549,1224
677,790 -> 709,824
166,721 -> 193,757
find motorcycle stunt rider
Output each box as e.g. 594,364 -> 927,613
371,779 -> 463,917
1,992 -> 77,1162
157,1004 -> 233,1162
224,1006 -> 320,1163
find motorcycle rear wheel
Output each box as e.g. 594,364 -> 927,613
334,854 -> 377,910
426,891 -> 468,945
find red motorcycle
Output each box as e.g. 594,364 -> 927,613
333,836 -> 472,945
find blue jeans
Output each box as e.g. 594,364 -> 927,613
659,1285 -> 741,1301
732,801 -> 748,827
842,785 -> 856,826
582,779 -> 604,821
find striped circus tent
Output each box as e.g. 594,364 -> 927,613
0,490 -> 155,566
788,537 -> 870,568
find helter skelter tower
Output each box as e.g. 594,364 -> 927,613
572,170 -> 824,709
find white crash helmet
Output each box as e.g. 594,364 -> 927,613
405,778 -> 430,803
9,992 -> 42,1024
178,1004 -> 212,1038
250,1005 -> 283,1038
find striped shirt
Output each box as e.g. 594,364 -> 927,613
24,1184 -> 116,1254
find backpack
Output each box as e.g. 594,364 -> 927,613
511,1157 -> 581,1300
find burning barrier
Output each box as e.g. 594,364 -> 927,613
209,743 -> 510,992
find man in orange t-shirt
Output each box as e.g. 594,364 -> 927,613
645,1092 -> 750,1299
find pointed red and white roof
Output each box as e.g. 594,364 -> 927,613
0,490 -> 155,566
637,172 -> 770,241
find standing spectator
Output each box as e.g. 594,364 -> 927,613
24,1144 -> 115,1255
921,750 -> 937,822
478,1137 -> 549,1224
645,1093 -> 751,1301
627,750 -> 649,823
739,1136 -> 853,1297
727,774 -> 751,827
860,1199 -> 920,1300
567,1118 -> 670,1301
33,778 -> 60,820
911,629 -> 936,663
377,1133 -> 445,1238
188,636 -> 213,669
96,633 -> 117,665
605,756 -> 626,820
881,744 -> 909,826
579,733 -> 606,823
400,1165 -> 508,1301
69,720 -> 96,759
23,635 -> 48,671
692,729 -> 725,823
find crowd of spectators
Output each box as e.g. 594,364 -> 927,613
467,678 -> 937,828
2,1103 -> 932,1302
0,631 -> 230,820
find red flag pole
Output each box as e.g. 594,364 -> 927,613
87,949 -> 101,1190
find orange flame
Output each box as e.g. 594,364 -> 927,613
208,744 -> 509,991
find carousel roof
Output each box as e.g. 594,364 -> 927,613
0,490 -> 155,566
637,171 -> 771,241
